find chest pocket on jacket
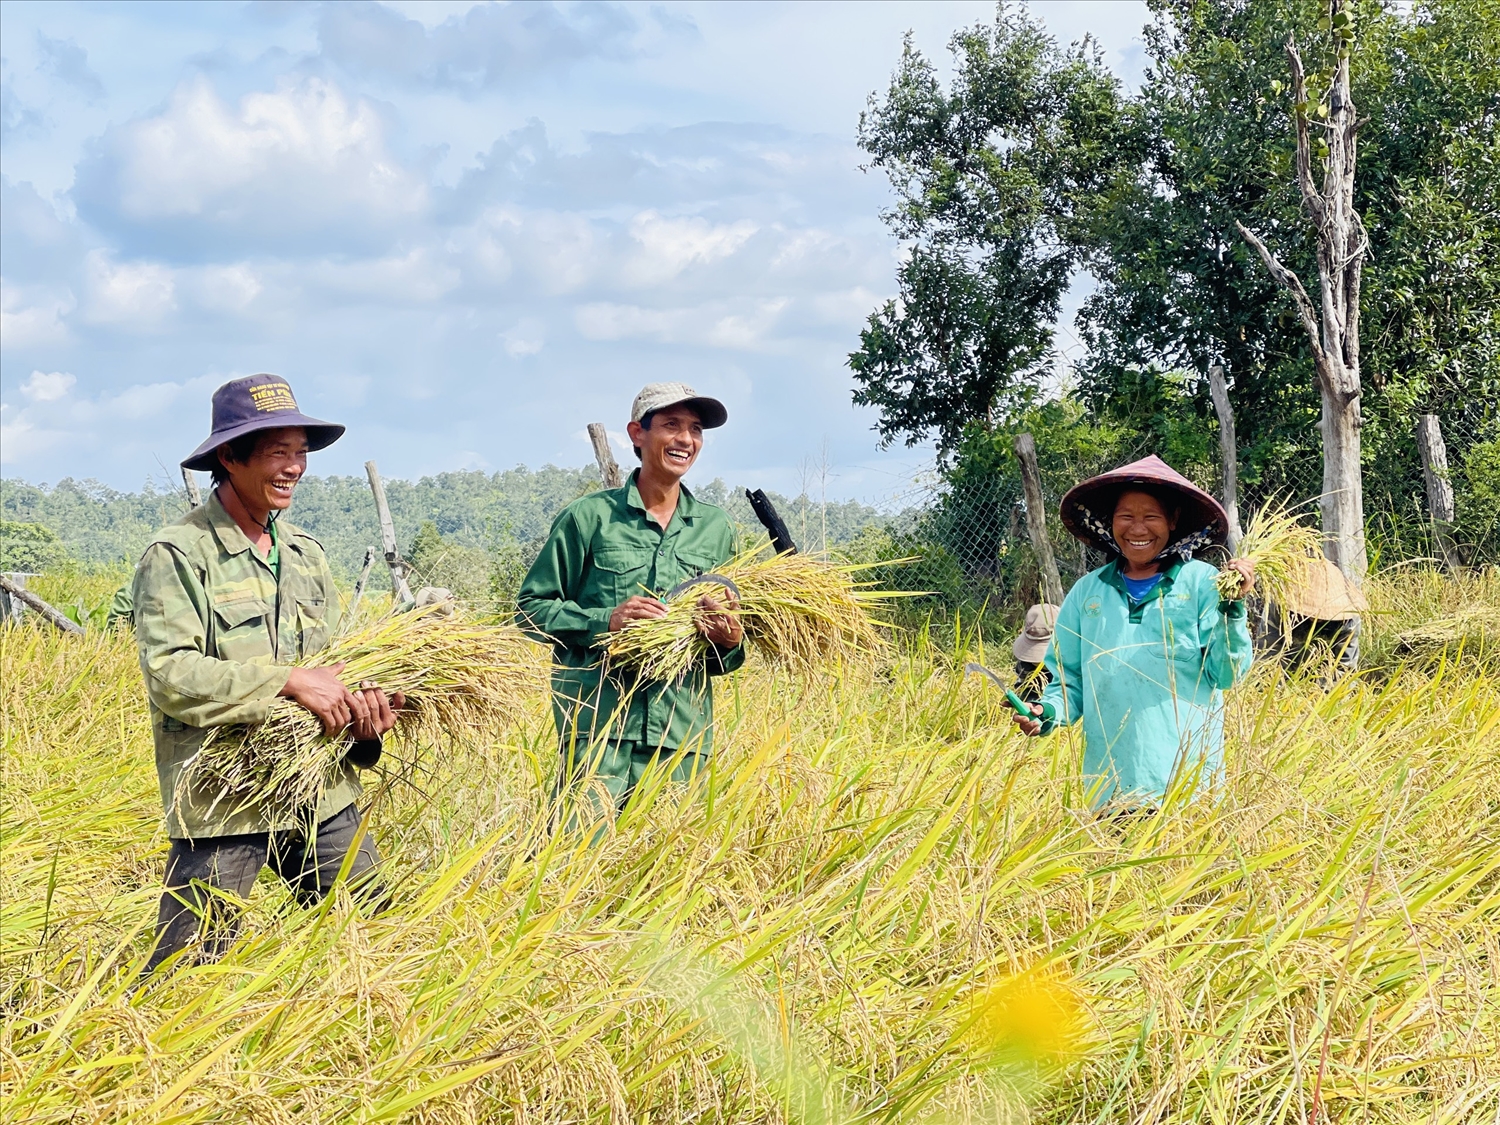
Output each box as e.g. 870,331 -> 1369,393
591,547 -> 654,604
212,597 -> 272,664
295,597 -> 329,657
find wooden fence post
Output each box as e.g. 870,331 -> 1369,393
350,546 -> 377,609
181,467 -> 202,509
1415,413 -> 1461,570
1208,364 -> 1244,553
1013,432 -> 1065,606
0,573 -> 85,635
587,423 -> 623,488
364,461 -> 414,603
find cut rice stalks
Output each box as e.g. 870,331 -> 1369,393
1216,498 -> 1323,608
1395,605 -> 1500,662
180,606 -> 546,823
601,546 -> 903,681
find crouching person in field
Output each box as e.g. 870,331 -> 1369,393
516,383 -> 745,836
134,375 -> 401,974
1012,456 -> 1255,816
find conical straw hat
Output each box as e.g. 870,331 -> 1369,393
1285,557 -> 1368,619
1059,454 -> 1229,557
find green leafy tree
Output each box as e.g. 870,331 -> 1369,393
0,520 -> 70,573
1077,0 -> 1499,560
851,6 -> 1135,459
406,520 -> 493,605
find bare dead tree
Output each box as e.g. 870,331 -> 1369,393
1235,0 -> 1368,578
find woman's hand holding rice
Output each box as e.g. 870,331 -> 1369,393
1221,558 -> 1257,600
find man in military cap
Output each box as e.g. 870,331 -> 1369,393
516,383 -> 744,829
133,374 -> 401,972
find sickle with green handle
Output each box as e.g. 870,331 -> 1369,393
664,574 -> 742,601
964,661 -> 1036,718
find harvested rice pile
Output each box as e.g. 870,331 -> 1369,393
1395,605 -> 1500,661
1215,499 -> 1322,607
602,547 -> 895,681
181,606 -> 545,822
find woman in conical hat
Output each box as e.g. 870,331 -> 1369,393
1013,454 -> 1257,811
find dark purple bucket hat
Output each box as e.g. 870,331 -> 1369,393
182,374 -> 345,471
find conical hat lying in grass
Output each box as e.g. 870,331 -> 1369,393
1283,557 -> 1369,620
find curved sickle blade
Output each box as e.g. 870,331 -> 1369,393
963,661 -> 1007,691
664,573 -> 743,601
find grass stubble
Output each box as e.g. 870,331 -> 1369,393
1,570 -> 1497,1123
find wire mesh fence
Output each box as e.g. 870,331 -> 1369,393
851,404 -> 1499,622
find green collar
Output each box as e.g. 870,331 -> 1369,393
205,488 -> 287,575
1101,556 -> 1185,621
624,468 -> 699,528
205,489 -> 257,558
265,515 -> 280,577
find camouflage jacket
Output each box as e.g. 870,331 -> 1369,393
133,490 -> 360,838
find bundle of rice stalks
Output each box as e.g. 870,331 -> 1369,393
1215,498 -> 1323,607
1394,605 -> 1500,662
601,546 -> 899,681
181,607 -> 545,822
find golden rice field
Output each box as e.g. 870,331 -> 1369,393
2,568 -> 1498,1123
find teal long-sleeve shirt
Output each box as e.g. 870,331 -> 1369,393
1037,557 -> 1253,807
515,472 -> 745,753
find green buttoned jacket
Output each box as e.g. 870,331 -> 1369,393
132,490 -> 360,838
515,472 -> 746,754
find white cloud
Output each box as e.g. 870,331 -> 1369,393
0,281 -> 74,349
575,298 -> 788,349
193,264 -> 263,312
83,250 -> 176,326
501,317 -> 545,357
304,248 -> 460,304
0,373 -> 218,468
73,77 -> 426,258
320,1 -> 639,93
0,404 -> 63,464
623,210 -> 757,285
20,370 -> 76,402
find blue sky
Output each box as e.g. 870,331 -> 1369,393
2,1 -> 1149,504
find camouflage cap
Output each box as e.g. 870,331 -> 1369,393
182,374 -> 345,471
630,382 -> 728,429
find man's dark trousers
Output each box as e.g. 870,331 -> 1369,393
144,802 -> 384,972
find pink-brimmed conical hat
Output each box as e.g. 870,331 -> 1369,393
1059,454 -> 1229,558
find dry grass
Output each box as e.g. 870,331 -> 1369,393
2,570 -> 1497,1123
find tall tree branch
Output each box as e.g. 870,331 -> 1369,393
1234,220 -> 1325,362
1286,37 -> 1326,227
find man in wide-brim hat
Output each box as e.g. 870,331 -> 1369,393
132,373 -> 402,972
1012,454 -> 1257,812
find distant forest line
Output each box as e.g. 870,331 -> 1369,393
1,467 -> 896,579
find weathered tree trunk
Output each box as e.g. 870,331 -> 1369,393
1013,432 -> 1065,606
587,423 -> 623,488
1236,0 -> 1368,579
1415,413 -> 1461,569
1207,364 -> 1243,553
